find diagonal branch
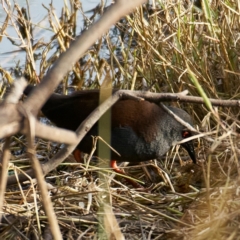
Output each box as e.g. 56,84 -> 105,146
23,0 -> 148,116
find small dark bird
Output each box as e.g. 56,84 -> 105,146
24,86 -> 196,187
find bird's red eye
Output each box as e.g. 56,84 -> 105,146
182,130 -> 191,138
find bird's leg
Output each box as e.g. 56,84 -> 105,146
110,160 -> 145,189
73,150 -> 146,190
73,149 -> 82,162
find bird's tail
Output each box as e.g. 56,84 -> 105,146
24,85 -> 35,96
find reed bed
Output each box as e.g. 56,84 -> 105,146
0,0 -> 240,239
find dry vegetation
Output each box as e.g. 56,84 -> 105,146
1,0 -> 240,239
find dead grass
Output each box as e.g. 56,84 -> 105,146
1,0 -> 240,239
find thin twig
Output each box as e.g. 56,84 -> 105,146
0,137 -> 11,221
23,106 -> 62,239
